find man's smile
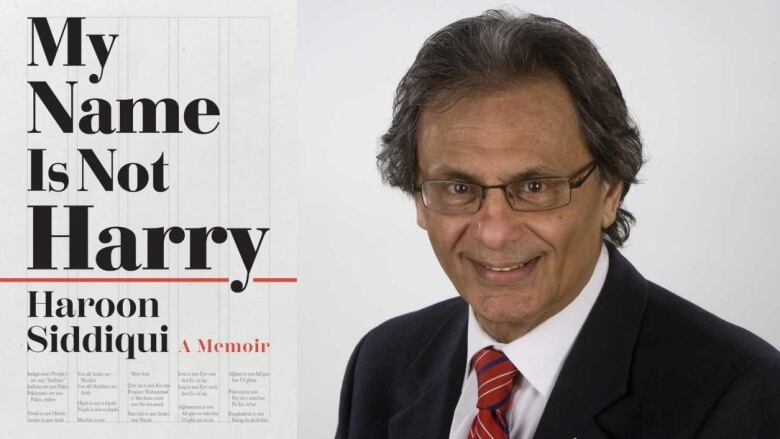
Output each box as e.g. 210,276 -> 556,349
467,255 -> 542,285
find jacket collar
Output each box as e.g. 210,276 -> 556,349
534,243 -> 648,438
388,299 -> 468,439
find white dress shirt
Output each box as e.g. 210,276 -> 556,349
449,243 -> 609,439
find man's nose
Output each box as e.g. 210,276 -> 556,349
470,188 -> 524,250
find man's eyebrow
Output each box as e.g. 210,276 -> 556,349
423,166 -> 481,182
423,165 -> 561,183
506,166 -> 561,181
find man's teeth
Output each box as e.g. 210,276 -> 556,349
487,266 -> 519,272
485,258 -> 534,272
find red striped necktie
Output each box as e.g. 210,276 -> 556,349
468,347 -> 519,439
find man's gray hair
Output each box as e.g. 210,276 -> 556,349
377,10 -> 643,246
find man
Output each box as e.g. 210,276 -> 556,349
336,10 -> 780,439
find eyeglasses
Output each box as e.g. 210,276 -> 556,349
415,161 -> 598,214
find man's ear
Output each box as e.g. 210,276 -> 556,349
415,195 -> 428,230
600,177 -> 623,230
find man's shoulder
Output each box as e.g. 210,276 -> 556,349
340,297 -> 466,404
358,297 -> 466,356
557,252 -> 780,435
641,281 -> 780,368
629,280 -> 780,420
605,245 -> 778,369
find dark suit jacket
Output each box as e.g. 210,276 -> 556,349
335,244 -> 780,438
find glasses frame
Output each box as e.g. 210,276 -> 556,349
415,161 -> 598,214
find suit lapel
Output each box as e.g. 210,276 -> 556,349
534,244 -> 649,439
388,300 -> 468,439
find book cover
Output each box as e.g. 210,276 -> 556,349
0,1 -> 297,437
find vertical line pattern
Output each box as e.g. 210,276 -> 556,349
267,16 -> 272,422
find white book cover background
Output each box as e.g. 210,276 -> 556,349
0,0 -> 296,438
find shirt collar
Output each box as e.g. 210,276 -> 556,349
465,242 -> 609,398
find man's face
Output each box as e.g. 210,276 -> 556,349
415,72 -> 622,342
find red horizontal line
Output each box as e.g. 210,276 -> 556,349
253,277 -> 297,283
0,277 -> 298,283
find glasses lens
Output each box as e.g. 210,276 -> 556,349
421,181 -> 482,213
506,178 -> 570,211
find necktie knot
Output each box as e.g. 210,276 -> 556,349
472,347 -> 518,411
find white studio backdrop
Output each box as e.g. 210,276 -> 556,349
298,0 -> 780,436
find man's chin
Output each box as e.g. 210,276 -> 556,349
470,299 -> 542,340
